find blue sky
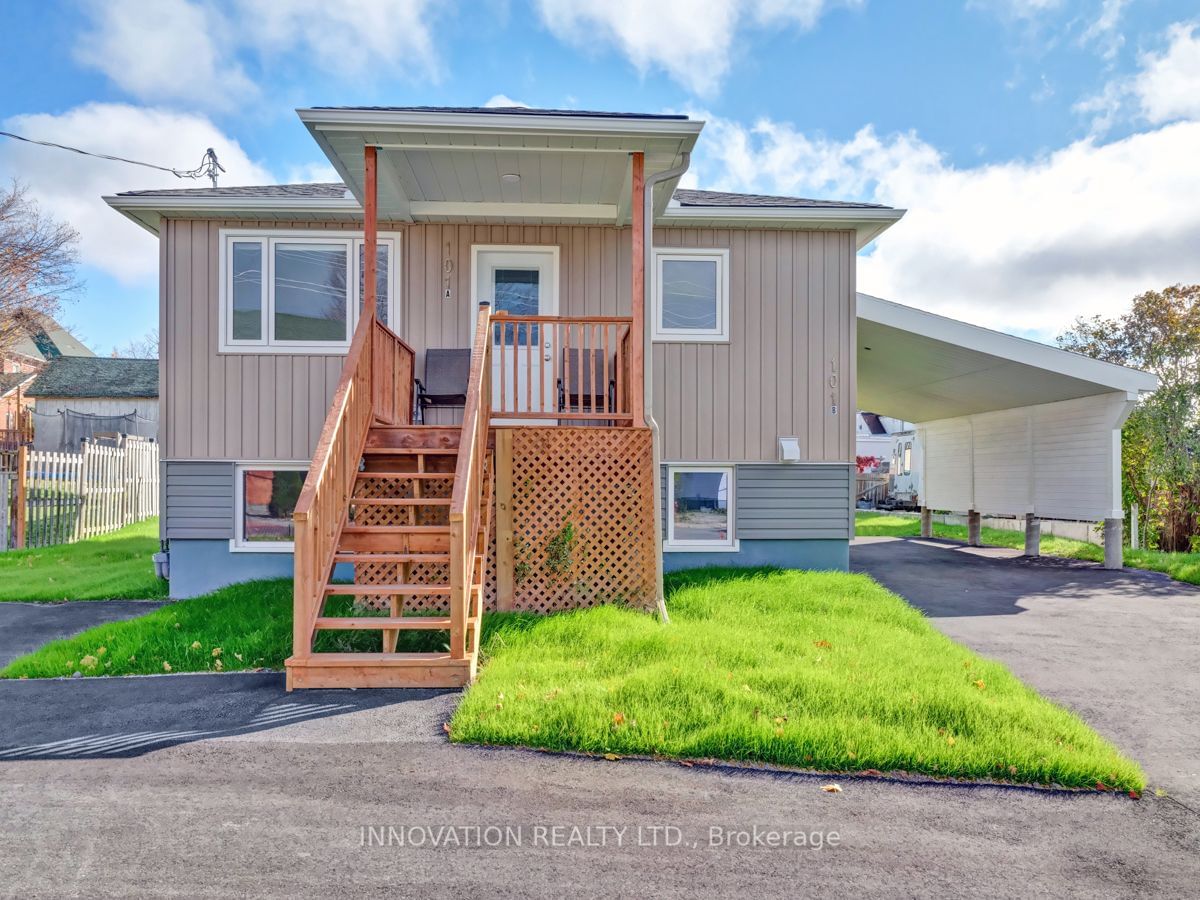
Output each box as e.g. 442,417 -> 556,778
2,0 -> 1199,352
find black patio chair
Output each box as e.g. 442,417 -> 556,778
414,348 -> 471,423
557,348 -> 617,418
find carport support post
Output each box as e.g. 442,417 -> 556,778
967,510 -> 982,547
1103,518 -> 1123,569
1024,513 -> 1040,557
919,507 -> 932,538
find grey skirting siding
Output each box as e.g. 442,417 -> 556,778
661,463 -> 853,541
164,461 -> 235,539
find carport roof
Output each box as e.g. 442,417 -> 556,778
857,293 -> 1158,423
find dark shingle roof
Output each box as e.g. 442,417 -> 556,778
115,183 -> 350,199
0,372 -> 35,397
3,312 -> 94,361
673,189 -> 890,210
310,106 -> 690,120
25,357 -> 158,399
111,181 -> 890,211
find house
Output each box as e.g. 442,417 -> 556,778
0,311 -> 94,441
25,356 -> 159,451
855,412 -> 911,468
103,105 -> 1154,690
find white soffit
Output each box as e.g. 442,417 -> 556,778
298,107 -> 704,225
857,292 -> 1157,422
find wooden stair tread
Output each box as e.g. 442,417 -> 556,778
314,616 -> 452,630
333,552 -> 451,564
325,582 -> 450,595
363,446 -> 459,455
356,471 -> 454,480
350,497 -> 451,506
287,652 -> 465,667
341,524 -> 450,534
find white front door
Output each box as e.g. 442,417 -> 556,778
472,246 -> 559,421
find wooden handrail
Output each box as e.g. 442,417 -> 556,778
448,304 -> 494,659
292,311 -> 415,659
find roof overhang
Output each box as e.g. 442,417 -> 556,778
662,205 -> 905,248
103,194 -> 362,235
297,107 -> 703,225
857,293 -> 1158,422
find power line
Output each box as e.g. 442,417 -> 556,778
0,131 -> 226,186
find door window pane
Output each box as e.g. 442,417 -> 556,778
241,469 -> 306,543
358,243 -> 390,326
661,258 -> 718,330
273,243 -> 348,342
672,470 -> 731,543
493,268 -> 539,345
231,242 -> 263,340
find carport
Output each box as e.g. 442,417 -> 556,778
856,293 -> 1159,567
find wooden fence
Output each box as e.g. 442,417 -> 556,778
11,439 -> 159,549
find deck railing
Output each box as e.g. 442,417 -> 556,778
449,304 -> 493,660
291,314 -> 415,657
488,313 -> 634,424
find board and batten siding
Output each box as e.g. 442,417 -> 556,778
161,220 -> 855,464
660,463 -> 853,541
164,460 -> 234,539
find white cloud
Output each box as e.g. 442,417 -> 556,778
534,0 -> 861,96
1079,0 -> 1128,61
690,113 -> 1200,337
1134,22 -> 1200,124
0,103 -> 272,282
484,94 -> 531,108
74,0 -> 256,110
73,0 -> 443,110
966,0 -> 1064,21
283,162 -> 341,184
1075,20 -> 1200,134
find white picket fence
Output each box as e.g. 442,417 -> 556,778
11,438 -> 160,549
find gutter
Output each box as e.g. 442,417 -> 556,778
642,151 -> 691,624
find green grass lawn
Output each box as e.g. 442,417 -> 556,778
855,511 -> 1200,586
3,567 -> 1144,791
0,517 -> 168,601
451,568 -> 1143,791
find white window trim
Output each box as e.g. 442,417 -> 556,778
218,229 -> 400,355
231,462 -> 309,552
665,464 -> 738,552
651,247 -> 730,343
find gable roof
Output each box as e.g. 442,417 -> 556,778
672,189 -> 889,211
114,183 -> 351,200
0,371 -> 36,398
3,312 -> 94,363
25,357 -> 158,399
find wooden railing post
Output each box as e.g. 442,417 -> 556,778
14,444 -> 26,549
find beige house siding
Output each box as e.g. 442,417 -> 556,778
161,219 -> 854,464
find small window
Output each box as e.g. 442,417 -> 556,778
667,465 -> 736,551
220,230 -> 397,353
234,465 -> 308,550
903,442 -> 912,475
652,248 -> 730,342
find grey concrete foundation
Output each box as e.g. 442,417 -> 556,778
1024,513 -> 1041,557
1104,517 -> 1123,569
920,507 -> 932,538
967,510 -> 981,547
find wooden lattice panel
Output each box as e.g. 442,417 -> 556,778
507,427 -> 655,612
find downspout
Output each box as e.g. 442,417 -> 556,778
642,151 -> 691,624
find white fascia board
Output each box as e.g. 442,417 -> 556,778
297,107 -> 706,139
659,206 -> 906,247
858,293 -> 1159,394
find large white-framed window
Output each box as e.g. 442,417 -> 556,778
652,247 -> 730,342
219,229 -> 399,354
666,464 -> 737,551
232,463 -> 308,551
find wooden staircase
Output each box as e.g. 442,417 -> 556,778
285,308 -> 494,690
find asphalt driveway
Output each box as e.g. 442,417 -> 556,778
0,600 -> 167,668
852,536 -> 1200,808
0,547 -> 1197,897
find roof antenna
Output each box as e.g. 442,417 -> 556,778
201,148 -> 226,187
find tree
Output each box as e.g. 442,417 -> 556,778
0,180 -> 80,354
113,328 -> 159,359
1058,284 -> 1200,550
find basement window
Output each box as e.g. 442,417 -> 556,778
219,229 -> 398,354
233,464 -> 308,551
666,465 -> 737,551
652,248 -> 730,342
